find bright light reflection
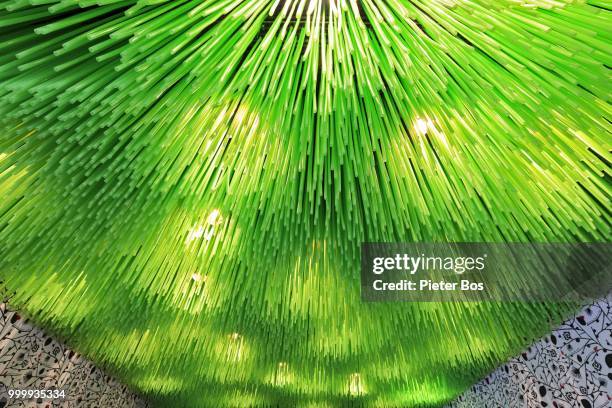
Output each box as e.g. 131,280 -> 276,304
207,209 -> 221,224
191,273 -> 205,282
349,373 -> 365,396
415,117 -> 434,134
185,209 -> 223,244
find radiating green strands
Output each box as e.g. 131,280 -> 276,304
0,0 -> 610,407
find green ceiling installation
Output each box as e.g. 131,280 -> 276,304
0,0 -> 610,406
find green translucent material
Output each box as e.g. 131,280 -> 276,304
0,1 -> 610,406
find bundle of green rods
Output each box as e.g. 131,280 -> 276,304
0,0 -> 610,406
